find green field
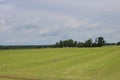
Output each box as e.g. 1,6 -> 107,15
0,46 -> 120,80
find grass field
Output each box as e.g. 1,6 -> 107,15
0,46 -> 120,80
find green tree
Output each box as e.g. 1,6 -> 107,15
67,39 -> 74,47
55,42 -> 59,47
84,39 -> 93,47
117,42 -> 120,45
78,42 -> 84,47
74,41 -> 78,47
97,37 -> 105,47
59,40 -> 64,47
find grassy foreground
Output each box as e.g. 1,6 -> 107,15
0,46 -> 120,80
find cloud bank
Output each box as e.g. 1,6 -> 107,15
0,0 -> 120,45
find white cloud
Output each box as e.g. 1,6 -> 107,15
65,18 -> 99,29
0,19 -> 7,32
0,4 -> 15,11
0,0 -> 120,45
0,19 -> 5,25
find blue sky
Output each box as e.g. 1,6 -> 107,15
0,0 -> 120,45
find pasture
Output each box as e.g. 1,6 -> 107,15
0,46 -> 120,80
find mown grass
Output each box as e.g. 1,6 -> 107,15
0,46 -> 120,80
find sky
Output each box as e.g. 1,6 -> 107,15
0,0 -> 120,45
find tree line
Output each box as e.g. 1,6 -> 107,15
0,37 -> 120,49
55,37 -> 105,47
0,45 -> 55,50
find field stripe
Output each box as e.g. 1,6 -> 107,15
0,75 -> 39,80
